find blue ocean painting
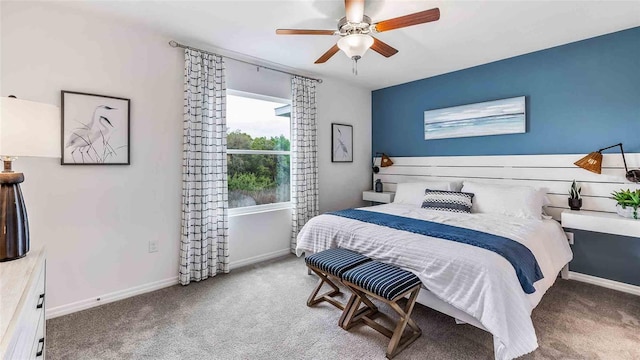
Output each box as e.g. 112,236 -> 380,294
424,96 -> 526,140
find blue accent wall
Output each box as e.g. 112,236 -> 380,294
372,27 -> 640,156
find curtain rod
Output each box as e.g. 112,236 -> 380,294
169,40 -> 323,83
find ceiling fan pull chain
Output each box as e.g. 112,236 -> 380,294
352,57 -> 359,75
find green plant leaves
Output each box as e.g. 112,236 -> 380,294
569,180 -> 582,200
611,189 -> 640,213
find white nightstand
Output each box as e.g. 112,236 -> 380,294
560,210 -> 640,293
561,210 -> 640,238
363,190 -> 395,204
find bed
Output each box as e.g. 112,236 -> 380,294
295,201 -> 573,360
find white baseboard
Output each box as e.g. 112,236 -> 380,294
568,271 -> 640,296
46,249 -> 293,320
229,248 -> 292,270
46,276 -> 179,319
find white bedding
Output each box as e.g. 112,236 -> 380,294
295,204 -> 573,360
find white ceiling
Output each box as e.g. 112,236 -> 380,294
56,1 -> 640,90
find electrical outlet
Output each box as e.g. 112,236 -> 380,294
148,240 -> 159,253
565,232 -> 574,245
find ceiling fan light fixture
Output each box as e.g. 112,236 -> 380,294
337,34 -> 374,59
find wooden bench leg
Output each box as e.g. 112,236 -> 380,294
306,267 -> 343,309
385,288 -> 422,359
340,291 -> 379,330
341,283 -> 422,359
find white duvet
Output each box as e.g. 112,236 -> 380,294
295,204 -> 573,360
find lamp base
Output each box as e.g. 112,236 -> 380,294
0,172 -> 29,262
627,170 -> 640,183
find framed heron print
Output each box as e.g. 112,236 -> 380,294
61,91 -> 130,165
332,123 -> 353,162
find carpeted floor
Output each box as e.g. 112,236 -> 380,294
47,255 -> 640,360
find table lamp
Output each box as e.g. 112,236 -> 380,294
0,96 -> 60,261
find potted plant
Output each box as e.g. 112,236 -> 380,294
568,180 -> 582,210
611,189 -> 640,220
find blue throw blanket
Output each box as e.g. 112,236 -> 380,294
328,209 -> 543,294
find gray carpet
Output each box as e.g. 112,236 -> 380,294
47,255 -> 640,360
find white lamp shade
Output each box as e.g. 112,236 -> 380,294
0,97 -> 60,158
337,34 -> 374,59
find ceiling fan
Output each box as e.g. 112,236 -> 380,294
276,0 -> 440,74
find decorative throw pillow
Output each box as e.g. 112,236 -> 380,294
421,190 -> 474,213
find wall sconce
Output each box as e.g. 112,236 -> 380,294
372,152 -> 393,174
574,143 -> 640,182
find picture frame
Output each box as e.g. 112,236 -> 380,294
61,91 -> 130,165
424,96 -> 526,140
331,123 -> 353,163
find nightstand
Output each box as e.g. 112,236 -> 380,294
561,210 -> 640,238
363,190 -> 395,204
561,210 -> 640,290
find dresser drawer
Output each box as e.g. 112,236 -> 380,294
4,259 -> 46,359
30,314 -> 45,359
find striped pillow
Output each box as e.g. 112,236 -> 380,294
421,190 -> 474,213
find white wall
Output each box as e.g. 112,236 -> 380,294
1,2 -> 184,314
316,80 -> 371,213
0,1 -> 371,314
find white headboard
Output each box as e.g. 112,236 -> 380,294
374,153 -> 640,220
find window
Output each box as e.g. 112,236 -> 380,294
227,90 -> 291,211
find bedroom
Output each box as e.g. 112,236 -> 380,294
0,1 -> 638,359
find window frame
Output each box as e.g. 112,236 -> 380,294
226,89 -> 292,216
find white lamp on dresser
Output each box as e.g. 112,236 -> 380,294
0,95 -> 59,359
0,96 -> 59,261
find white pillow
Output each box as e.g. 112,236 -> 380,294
461,182 -> 545,220
394,181 -> 462,206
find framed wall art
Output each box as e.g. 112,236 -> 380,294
331,123 -> 353,163
61,91 -> 130,165
424,96 -> 526,140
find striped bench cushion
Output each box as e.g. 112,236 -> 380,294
305,248 -> 372,277
342,261 -> 422,301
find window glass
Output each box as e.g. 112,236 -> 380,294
227,95 -> 290,150
227,93 -> 291,209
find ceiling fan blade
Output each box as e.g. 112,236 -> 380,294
345,0 -> 365,23
315,44 -> 340,64
276,29 -> 336,35
371,37 -> 398,57
374,8 -> 440,33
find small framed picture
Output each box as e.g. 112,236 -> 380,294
61,91 -> 130,165
331,123 -> 353,163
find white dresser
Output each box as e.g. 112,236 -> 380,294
0,247 -> 46,360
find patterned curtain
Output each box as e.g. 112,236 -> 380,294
179,49 -> 229,286
290,77 -> 319,252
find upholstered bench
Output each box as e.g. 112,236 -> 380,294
304,248 -> 373,325
341,261 -> 423,359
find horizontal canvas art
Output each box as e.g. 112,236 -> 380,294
424,96 -> 526,140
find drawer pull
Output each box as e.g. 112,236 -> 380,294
36,337 -> 44,357
36,293 -> 45,309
